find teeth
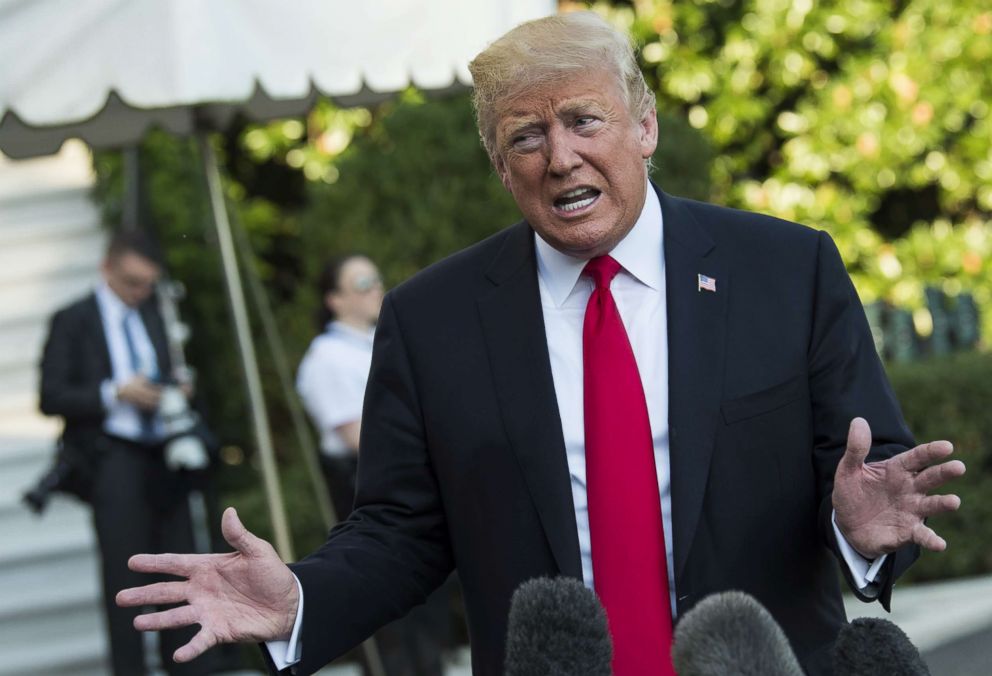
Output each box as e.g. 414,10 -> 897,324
560,195 -> 597,212
561,187 -> 590,199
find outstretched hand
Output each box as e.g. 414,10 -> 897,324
116,507 -> 299,663
833,418 -> 966,560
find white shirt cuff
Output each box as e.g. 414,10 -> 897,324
832,510 -> 888,589
264,575 -> 304,670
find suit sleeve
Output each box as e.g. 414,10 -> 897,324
287,293 -> 454,674
807,230 -> 919,610
39,307 -> 106,420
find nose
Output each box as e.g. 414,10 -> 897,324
546,126 -> 582,176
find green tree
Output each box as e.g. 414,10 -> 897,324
595,0 -> 992,342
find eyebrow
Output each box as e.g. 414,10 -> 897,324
557,99 -> 608,116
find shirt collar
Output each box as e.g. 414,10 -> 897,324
327,320 -> 375,344
534,179 -> 664,307
95,281 -> 132,321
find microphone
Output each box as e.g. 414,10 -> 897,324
672,591 -> 803,676
832,617 -> 930,675
504,576 -> 612,676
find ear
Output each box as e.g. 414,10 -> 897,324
493,154 -> 513,193
638,108 -> 659,159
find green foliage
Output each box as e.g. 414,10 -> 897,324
650,111 -> 715,200
600,0 -> 992,343
295,93 -> 520,291
887,351 -> 992,582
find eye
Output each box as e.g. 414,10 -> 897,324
511,131 -> 543,151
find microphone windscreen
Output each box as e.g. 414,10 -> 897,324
504,576 -> 612,676
833,617 -> 930,676
672,591 -> 804,676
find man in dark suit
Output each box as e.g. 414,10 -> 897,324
40,229 -> 209,676
118,12 -> 965,675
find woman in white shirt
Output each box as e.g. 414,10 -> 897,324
296,254 -> 384,522
296,255 -> 449,675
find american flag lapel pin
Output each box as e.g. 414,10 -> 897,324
697,273 -> 717,293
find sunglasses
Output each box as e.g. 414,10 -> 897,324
350,274 -> 383,293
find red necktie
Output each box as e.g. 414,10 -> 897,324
583,255 -> 674,675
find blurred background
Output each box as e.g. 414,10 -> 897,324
0,0 -> 989,674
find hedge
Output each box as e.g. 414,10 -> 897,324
888,350 -> 992,583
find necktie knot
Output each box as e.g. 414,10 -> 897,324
583,255 -> 622,290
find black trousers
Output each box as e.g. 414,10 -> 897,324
90,436 -> 210,676
321,455 -> 449,676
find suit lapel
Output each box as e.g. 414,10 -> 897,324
660,190 -> 728,583
85,294 -> 114,378
476,223 -> 583,579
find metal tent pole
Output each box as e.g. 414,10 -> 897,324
195,131 -> 294,561
227,211 -> 336,530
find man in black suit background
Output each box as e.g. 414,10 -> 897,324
40,229 -> 209,675
118,13 -> 965,675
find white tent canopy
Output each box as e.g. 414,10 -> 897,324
0,0 -> 554,158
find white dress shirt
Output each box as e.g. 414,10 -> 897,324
95,282 -> 164,441
296,321 -> 376,456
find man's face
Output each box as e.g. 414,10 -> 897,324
328,256 -> 384,328
492,69 -> 658,259
102,251 -> 161,308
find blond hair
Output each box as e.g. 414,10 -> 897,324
468,11 -> 655,163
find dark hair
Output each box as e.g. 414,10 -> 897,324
106,228 -> 163,266
314,254 -> 365,330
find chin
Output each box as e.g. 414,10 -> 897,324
552,228 -> 622,258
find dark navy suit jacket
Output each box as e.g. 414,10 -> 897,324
288,187 -> 918,675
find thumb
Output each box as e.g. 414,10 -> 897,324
221,507 -> 261,558
839,417 -> 872,473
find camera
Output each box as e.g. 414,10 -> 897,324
159,381 -> 209,471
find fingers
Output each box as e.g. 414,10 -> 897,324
914,459 -> 967,492
838,417 -> 872,472
119,378 -> 163,409
899,439 -> 956,473
221,507 -> 261,558
174,628 -> 217,663
911,522 -> 947,552
918,493 -> 962,518
128,553 -> 194,577
133,604 -> 199,632
117,581 -> 187,608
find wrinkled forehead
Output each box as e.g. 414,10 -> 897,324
494,70 -> 628,132
500,64 -> 617,106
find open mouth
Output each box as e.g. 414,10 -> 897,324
553,187 -> 601,214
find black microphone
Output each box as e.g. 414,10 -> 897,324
672,591 -> 804,676
832,617 -> 930,675
504,576 -> 612,676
